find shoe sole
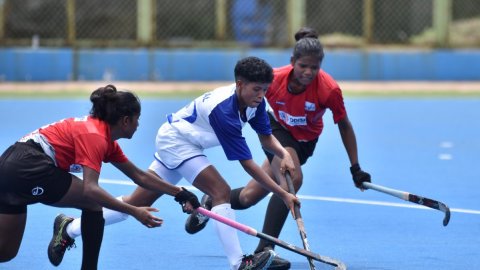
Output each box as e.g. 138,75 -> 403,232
185,213 -> 209,234
185,194 -> 212,234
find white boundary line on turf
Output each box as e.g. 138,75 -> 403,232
99,178 -> 480,215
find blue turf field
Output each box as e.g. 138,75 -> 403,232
1,97 -> 479,270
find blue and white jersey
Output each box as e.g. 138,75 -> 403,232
154,84 -> 271,169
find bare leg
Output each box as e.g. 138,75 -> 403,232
192,165 -> 246,269
253,147 -> 303,252
0,212 -> 26,262
50,175 -> 103,269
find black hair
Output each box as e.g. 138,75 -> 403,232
89,84 -> 141,125
234,56 -> 273,84
292,27 -> 324,62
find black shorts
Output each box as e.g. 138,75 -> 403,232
264,113 -> 318,166
0,140 -> 72,214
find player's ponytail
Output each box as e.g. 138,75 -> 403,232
294,27 -> 318,41
90,84 -> 141,125
292,27 -> 324,62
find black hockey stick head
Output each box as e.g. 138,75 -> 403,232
442,205 -> 451,226
408,194 -> 451,226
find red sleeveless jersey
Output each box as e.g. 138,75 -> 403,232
37,116 -> 128,173
266,65 -> 347,142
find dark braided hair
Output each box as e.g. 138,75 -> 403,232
234,56 -> 274,84
89,84 -> 141,125
292,27 -> 324,62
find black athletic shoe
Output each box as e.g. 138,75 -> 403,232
262,247 -> 291,270
48,214 -> 76,266
239,250 -> 275,270
184,194 -> 212,234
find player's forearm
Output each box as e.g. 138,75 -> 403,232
259,134 -> 287,158
338,121 -> 359,165
84,182 -> 137,216
240,159 -> 289,197
136,171 -> 182,196
114,161 -> 181,196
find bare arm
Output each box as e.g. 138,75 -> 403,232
112,160 -> 182,196
258,133 -> 295,175
337,115 -> 359,166
112,160 -> 199,213
82,166 -> 163,227
82,166 -> 140,216
239,159 -> 298,216
338,115 -> 372,189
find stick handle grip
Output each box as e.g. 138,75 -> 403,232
285,172 -> 316,270
362,182 -> 408,200
196,207 -> 257,235
285,172 -> 302,219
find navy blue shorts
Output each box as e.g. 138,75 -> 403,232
264,114 -> 318,166
0,140 -> 72,214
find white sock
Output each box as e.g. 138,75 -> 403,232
66,196 -> 129,239
211,203 -> 244,270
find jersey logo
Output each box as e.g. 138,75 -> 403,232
73,116 -> 88,122
182,102 -> 198,123
276,101 -> 285,105
70,164 -> 83,173
167,102 -> 198,124
305,101 -> 316,111
279,111 -> 307,126
31,186 -> 44,196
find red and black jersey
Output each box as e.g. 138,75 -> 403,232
266,65 -> 347,142
37,116 -> 128,173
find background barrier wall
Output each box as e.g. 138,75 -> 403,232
1,48 -> 480,81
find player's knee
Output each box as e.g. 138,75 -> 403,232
239,195 -> 258,208
234,187 -> 267,209
230,188 -> 248,209
210,186 -> 231,204
293,174 -> 304,192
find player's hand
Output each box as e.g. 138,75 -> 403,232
279,152 -> 295,177
281,192 -> 300,219
174,187 -> 200,213
133,206 -> 163,228
350,163 -> 371,190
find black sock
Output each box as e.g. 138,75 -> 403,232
254,194 -> 289,253
80,210 -> 104,270
230,187 -> 249,210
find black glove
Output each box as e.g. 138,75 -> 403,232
350,163 -> 371,189
174,187 -> 200,212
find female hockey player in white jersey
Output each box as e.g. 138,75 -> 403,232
50,56 -> 299,270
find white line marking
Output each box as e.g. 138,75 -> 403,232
439,141 -> 454,148
438,153 -> 453,160
99,178 -> 480,215
100,179 -> 136,185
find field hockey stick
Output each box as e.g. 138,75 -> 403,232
362,182 -> 451,226
285,171 -> 316,270
196,207 -> 347,270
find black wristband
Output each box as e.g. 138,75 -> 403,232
174,187 -> 190,202
350,163 -> 361,174
174,187 -> 200,209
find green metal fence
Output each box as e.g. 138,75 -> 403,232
1,0 -> 479,48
